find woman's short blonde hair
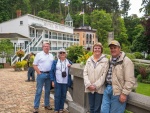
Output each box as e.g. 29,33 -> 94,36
93,42 -> 103,53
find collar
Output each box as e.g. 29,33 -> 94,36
42,51 -> 49,55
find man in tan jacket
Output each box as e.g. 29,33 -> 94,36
101,40 -> 135,113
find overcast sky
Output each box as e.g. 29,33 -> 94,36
118,0 -> 144,17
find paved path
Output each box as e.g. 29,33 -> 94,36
0,68 -> 68,113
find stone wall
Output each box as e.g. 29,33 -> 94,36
68,64 -> 150,113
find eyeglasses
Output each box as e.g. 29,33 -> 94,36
59,52 -> 65,54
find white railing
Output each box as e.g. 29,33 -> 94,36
34,34 -> 44,47
11,33 -> 79,65
11,34 -> 43,65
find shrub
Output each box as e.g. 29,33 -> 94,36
134,63 -> 144,78
133,62 -> 150,83
134,68 -> 139,78
76,51 -> 92,65
146,54 -> 150,60
0,64 -> 3,68
121,44 -> 131,53
15,61 -> 22,68
147,74 -> 150,81
103,48 -> 110,55
21,60 -> 27,68
133,52 -> 143,59
139,67 -> 147,79
106,54 -> 111,59
67,45 -> 86,63
126,53 -> 135,59
137,74 -> 142,82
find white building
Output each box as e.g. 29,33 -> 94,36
0,14 -> 79,64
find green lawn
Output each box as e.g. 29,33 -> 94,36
136,82 -> 150,96
124,82 -> 150,113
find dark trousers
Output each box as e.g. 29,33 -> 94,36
88,92 -> 103,113
27,67 -> 35,81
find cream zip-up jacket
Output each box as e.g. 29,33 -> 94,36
110,52 -> 135,95
83,54 -> 109,94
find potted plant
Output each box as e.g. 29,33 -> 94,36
14,61 -> 22,71
21,60 -> 28,71
16,49 -> 25,61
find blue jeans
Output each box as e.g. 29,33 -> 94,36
54,82 -> 68,111
101,85 -> 127,113
27,67 -> 35,81
34,73 -> 51,108
88,92 -> 103,113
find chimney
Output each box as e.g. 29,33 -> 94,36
60,18 -> 64,24
16,10 -> 21,17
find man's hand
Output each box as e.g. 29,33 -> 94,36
119,93 -> 127,103
52,81 -> 55,87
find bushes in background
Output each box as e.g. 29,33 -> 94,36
133,52 -> 144,59
146,54 -> 150,60
134,63 -> 150,84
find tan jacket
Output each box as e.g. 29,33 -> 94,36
83,54 -> 109,94
110,52 -> 135,95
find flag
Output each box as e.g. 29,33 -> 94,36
79,10 -> 84,15
65,2 -> 68,7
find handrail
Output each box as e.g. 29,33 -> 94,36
11,34 -> 43,65
34,34 -> 44,47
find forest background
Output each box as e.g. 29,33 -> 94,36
0,0 -> 150,54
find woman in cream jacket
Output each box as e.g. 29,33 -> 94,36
83,42 -> 109,113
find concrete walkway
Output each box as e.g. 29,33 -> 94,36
0,68 -> 68,113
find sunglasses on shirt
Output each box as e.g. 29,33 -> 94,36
59,52 -> 66,54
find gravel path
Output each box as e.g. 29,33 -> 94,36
0,68 -> 57,113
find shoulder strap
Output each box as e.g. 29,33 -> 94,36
67,59 -> 73,65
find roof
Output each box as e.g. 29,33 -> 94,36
65,13 -> 73,21
0,33 -> 29,39
74,26 -> 97,32
0,14 -> 73,28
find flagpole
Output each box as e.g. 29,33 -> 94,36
65,1 -> 69,16
83,9 -> 84,27
68,5 -> 69,13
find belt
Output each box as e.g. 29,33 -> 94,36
40,71 -> 50,74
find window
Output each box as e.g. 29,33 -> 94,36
86,34 -> 89,44
83,41 -> 84,45
20,21 -> 23,25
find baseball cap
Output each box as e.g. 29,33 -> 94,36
108,40 -> 120,47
